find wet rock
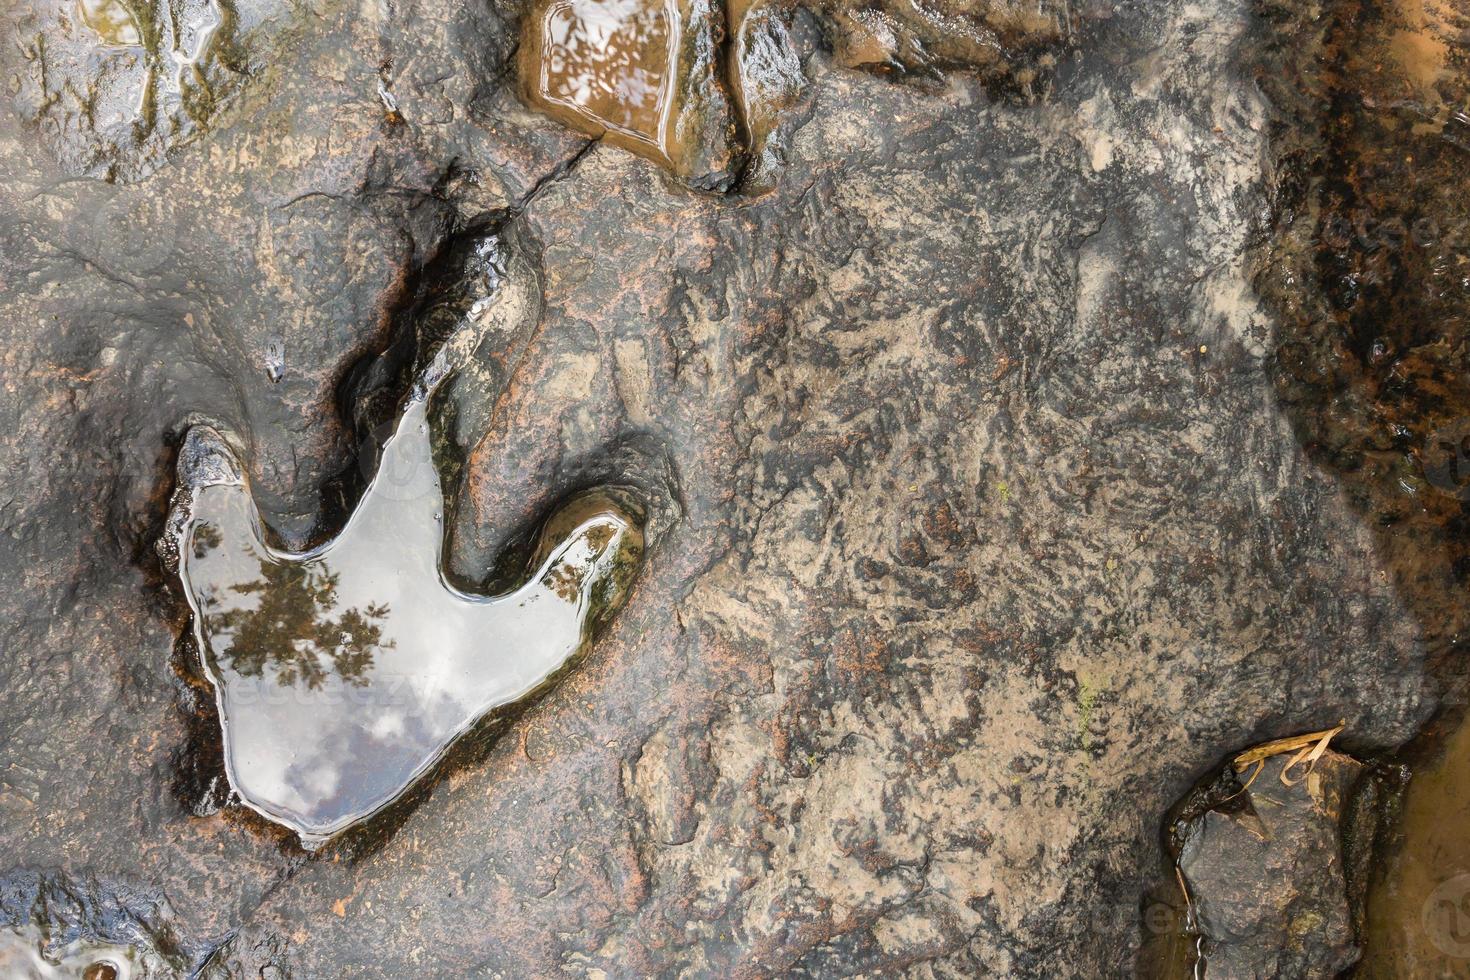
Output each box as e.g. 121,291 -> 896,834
197,0 -> 1431,972
0,0 -> 526,953
3,0 -> 290,182
1177,751 -> 1365,978
518,0 -> 1066,188
0,0 -> 1445,975
0,870 -> 201,978
726,0 -> 814,191
812,0 -> 1066,77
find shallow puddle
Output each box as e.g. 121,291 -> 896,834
519,0 -> 744,186
521,0 -> 681,165
171,342 -> 644,846
0,926 -> 146,980
9,0 -> 257,181
175,397 -> 643,845
76,0 -> 143,48
1357,716 -> 1470,976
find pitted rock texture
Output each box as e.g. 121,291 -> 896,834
0,0 -> 1445,977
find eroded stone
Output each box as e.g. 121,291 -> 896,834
1176,751 -> 1365,978
4,0 -> 273,181
725,0 -> 807,190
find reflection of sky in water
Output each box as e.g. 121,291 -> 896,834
538,0 -> 676,142
180,398 -> 638,844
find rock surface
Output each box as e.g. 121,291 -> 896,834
9,0 -> 297,182
0,0 -> 1448,977
1177,751 -> 1364,979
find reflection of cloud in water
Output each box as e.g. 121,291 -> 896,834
280,693 -> 447,826
177,397 -> 644,844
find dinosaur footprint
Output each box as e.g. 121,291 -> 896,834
165,235 -> 644,847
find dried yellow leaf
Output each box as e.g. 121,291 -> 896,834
1230,723 -> 1345,788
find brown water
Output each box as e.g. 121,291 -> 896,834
1251,0 -> 1470,971
1358,717 -> 1470,976
521,0 -> 679,165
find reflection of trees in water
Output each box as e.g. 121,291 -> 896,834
537,523 -> 644,619
200,559 -> 392,689
540,524 -> 617,603
191,523 -> 223,558
543,561 -> 586,603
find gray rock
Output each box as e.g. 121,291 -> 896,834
1179,751 -> 1364,979
0,0 -> 1440,976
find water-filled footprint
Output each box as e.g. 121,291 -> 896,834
164,234 -> 644,847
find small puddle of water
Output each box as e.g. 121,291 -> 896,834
521,0 -> 679,166
172,388 -> 644,846
0,926 -> 142,980
14,0 -> 249,180
1388,0 -> 1452,92
76,0 -> 143,47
